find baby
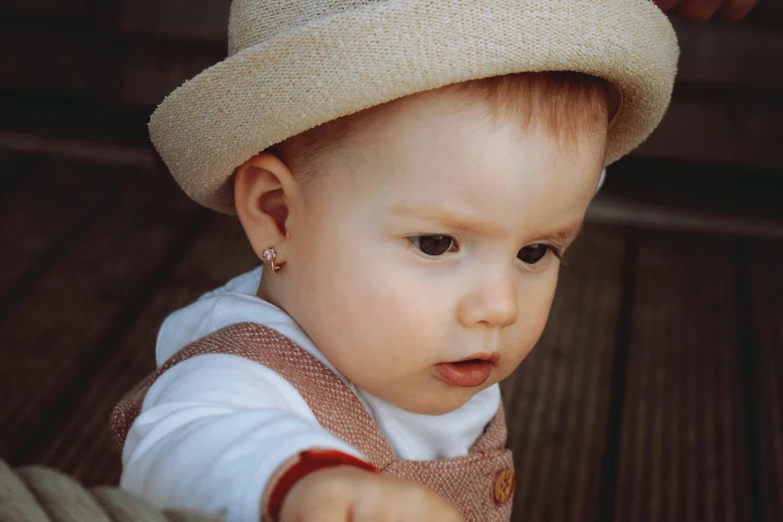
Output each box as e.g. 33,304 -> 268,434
111,1 -> 678,521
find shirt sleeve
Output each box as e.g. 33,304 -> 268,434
120,353 -> 365,522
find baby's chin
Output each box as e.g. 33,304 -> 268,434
365,379 -> 495,416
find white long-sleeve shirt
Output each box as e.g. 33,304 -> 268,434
121,267 -> 501,522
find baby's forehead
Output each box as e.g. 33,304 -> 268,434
324,116 -> 602,214
300,82 -> 607,214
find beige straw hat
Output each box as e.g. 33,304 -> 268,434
149,0 -> 679,214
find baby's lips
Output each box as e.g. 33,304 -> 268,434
434,360 -> 493,388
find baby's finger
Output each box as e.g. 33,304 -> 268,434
351,488 -> 462,522
279,490 -> 351,522
351,505 -> 461,522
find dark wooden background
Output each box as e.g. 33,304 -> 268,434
0,1 -> 782,522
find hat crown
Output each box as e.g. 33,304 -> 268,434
228,0 -> 378,56
151,0 -> 679,214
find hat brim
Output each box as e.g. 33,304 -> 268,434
149,0 -> 679,214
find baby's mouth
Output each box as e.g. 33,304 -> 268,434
434,355 -> 497,388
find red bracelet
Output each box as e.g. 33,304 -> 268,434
266,449 -> 378,520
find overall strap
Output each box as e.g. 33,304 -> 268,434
111,322 -> 397,468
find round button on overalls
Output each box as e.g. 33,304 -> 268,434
493,468 -> 515,504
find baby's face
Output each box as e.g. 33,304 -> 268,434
281,88 -> 606,415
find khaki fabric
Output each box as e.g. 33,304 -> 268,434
147,0 -> 679,214
0,460 -> 217,522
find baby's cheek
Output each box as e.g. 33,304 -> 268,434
501,293 -> 555,372
344,281 -> 423,358
336,282 -> 437,387
499,333 -> 539,379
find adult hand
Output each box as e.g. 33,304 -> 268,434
655,0 -> 758,23
279,466 -> 463,522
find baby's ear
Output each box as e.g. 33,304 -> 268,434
234,153 -> 299,262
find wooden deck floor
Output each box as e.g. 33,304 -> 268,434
0,150 -> 781,522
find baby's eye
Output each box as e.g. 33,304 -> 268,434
409,235 -> 458,257
517,244 -> 557,265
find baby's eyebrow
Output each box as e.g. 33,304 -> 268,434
387,203 -> 504,236
551,221 -> 584,242
387,203 -> 584,242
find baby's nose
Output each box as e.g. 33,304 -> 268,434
456,277 -> 518,329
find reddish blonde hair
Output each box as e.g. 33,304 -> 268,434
265,71 -> 621,189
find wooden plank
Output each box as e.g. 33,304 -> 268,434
0,152 -> 36,203
119,0 -> 230,44
0,22 -> 96,94
0,151 -> 32,180
743,0 -> 783,30
634,89 -> 783,171
0,164 -> 204,462
745,239 -> 783,522
601,160 -> 783,223
674,19 -> 783,90
500,223 -> 627,522
0,158 -> 116,302
612,230 -> 753,522
118,41 -> 225,108
15,215 -> 258,486
0,96 -> 153,155
589,159 -> 783,240
0,0 -> 90,20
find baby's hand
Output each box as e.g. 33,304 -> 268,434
279,465 -> 463,522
